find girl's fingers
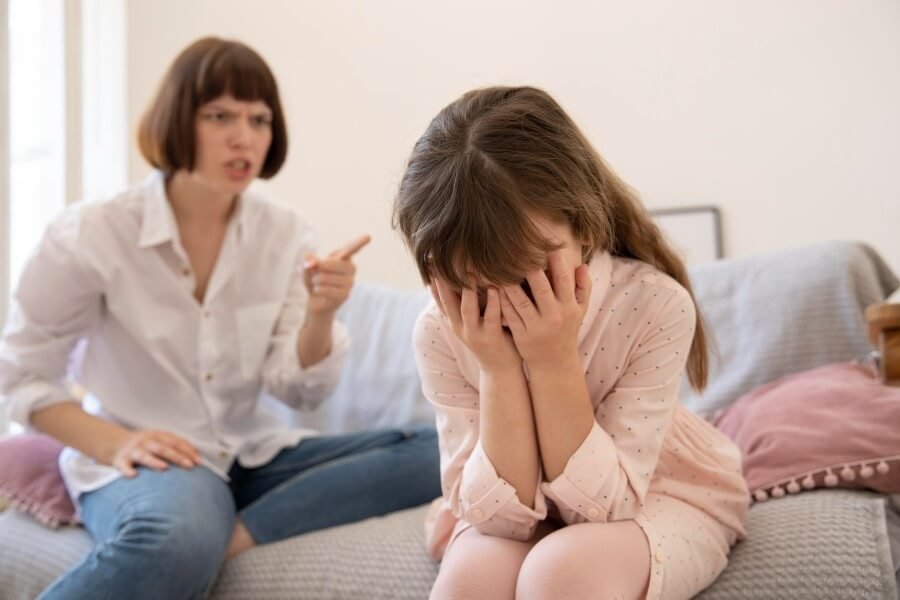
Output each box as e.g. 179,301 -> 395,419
434,279 -> 462,331
482,288 -> 501,328
459,285 -> 480,326
524,269 -> 554,314
499,288 -> 526,335
503,283 -> 539,325
547,249 -> 575,301
574,264 -> 592,309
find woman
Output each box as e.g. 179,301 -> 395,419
0,37 -> 439,599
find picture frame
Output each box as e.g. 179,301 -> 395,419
650,205 -> 723,265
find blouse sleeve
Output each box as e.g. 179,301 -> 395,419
413,308 -> 546,541
541,286 -> 696,524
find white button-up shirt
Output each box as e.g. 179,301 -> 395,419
0,172 -> 348,502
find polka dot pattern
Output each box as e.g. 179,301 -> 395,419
416,252 -> 750,570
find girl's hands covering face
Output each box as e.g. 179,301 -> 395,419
498,249 -> 592,368
431,277 -> 522,374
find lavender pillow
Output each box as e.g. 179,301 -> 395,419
0,433 -> 76,527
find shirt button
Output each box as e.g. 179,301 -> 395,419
204,372 -> 213,382
182,268 -> 191,276
587,507 -> 600,518
471,508 -> 484,520
203,310 -> 211,318
219,451 -> 228,459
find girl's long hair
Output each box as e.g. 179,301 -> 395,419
393,86 -> 709,391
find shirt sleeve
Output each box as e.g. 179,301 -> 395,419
413,308 -> 546,541
541,286 -> 696,524
0,209 -> 104,427
260,242 -> 348,411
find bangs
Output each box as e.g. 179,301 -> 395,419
195,44 -> 278,107
403,151 -> 562,290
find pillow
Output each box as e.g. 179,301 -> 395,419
713,362 -> 900,502
275,283 -> 433,434
0,433 -> 76,527
681,241 -> 899,416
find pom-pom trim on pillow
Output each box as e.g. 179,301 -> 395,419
751,455 -> 899,502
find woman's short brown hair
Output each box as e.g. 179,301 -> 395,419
137,37 -> 288,178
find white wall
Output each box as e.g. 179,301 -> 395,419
126,0 -> 900,288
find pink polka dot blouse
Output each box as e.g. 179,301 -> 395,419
415,252 -> 750,559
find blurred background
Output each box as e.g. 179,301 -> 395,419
2,0 -> 899,312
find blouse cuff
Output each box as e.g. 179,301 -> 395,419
286,319 -> 350,386
542,421 -> 619,522
460,440 -> 547,528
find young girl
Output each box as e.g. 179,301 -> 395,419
0,38 -> 439,599
394,86 -> 750,600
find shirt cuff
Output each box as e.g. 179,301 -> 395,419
287,319 -> 349,386
5,380 -> 77,428
542,421 -> 619,522
460,440 -> 547,532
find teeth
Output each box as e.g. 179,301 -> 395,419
229,160 -> 249,169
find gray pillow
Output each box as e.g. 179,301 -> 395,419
681,241 -> 898,416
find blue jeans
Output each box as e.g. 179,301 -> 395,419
40,427 -> 440,600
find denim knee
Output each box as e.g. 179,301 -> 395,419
114,509 -> 233,592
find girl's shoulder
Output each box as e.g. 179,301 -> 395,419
595,254 -> 695,325
413,301 -> 446,345
607,254 -> 690,299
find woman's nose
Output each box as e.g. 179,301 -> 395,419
229,117 -> 253,146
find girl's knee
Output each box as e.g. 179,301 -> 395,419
430,529 -> 531,600
516,523 -> 650,600
430,568 -> 500,600
516,539 -> 588,599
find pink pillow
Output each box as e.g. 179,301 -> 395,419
0,433 -> 76,526
713,362 -> 900,502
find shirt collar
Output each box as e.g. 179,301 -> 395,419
138,171 -> 252,249
578,250 -> 614,345
138,171 -> 176,249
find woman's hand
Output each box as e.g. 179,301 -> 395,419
297,235 -> 370,368
499,249 -> 592,369
110,429 -> 202,478
303,235 -> 371,318
431,277 -> 522,375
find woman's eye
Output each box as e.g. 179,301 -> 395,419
252,115 -> 273,126
204,111 -> 228,122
